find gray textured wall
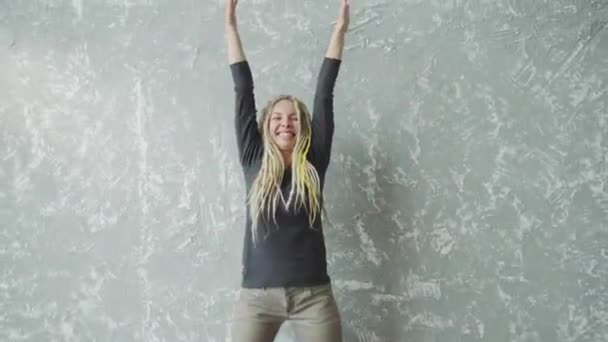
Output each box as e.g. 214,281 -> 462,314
1,0 -> 607,341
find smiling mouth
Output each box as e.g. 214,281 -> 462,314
276,132 -> 295,138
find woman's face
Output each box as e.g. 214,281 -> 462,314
268,99 -> 301,151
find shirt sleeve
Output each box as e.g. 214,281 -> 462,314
230,61 -> 263,166
309,57 -> 341,172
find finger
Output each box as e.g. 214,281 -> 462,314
226,0 -> 236,16
341,0 -> 349,12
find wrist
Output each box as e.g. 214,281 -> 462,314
334,26 -> 348,35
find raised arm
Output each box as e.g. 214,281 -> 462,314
226,0 -> 262,166
225,0 -> 245,64
310,0 -> 349,172
325,0 -> 349,59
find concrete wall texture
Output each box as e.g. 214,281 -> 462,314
1,0 -> 607,341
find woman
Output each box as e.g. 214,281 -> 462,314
225,0 -> 349,341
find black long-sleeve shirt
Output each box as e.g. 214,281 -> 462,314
229,57 -> 341,288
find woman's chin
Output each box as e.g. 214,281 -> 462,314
273,139 -> 294,151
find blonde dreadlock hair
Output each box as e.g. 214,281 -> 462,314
248,94 -> 325,245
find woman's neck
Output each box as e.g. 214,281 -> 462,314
282,150 -> 292,168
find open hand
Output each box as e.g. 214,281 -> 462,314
225,0 -> 238,27
336,0 -> 350,33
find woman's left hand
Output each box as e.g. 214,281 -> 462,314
336,0 -> 350,33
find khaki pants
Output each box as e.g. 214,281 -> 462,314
231,282 -> 342,342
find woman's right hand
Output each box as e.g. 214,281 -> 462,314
226,0 -> 238,28
225,0 -> 246,63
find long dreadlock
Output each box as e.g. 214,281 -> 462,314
247,94 -> 326,245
